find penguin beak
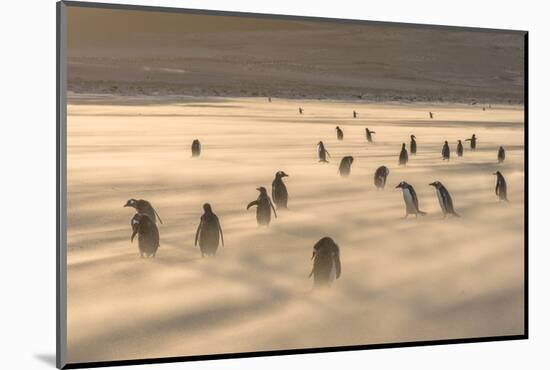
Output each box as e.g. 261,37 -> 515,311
123,202 -> 130,207
429,182 -> 435,186
256,187 -> 261,191
131,229 -> 137,243
283,173 -> 289,177
395,184 -> 400,189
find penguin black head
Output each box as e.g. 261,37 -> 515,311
395,181 -> 407,189
444,140 -> 448,144
411,134 -> 416,139
124,199 -> 137,208
402,143 -> 406,148
318,141 -> 324,146
276,171 -> 289,178
343,156 -> 354,164
203,203 -> 213,213
493,171 -> 502,176
472,134 -> 476,138
256,186 -> 268,194
458,139 -> 462,143
311,237 -> 339,259
429,181 -> 442,188
336,126 -> 340,130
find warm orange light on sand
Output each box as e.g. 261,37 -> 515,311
66,95 -> 524,363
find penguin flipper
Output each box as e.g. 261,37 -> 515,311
335,254 -> 342,279
269,198 -> 278,218
217,217 -> 225,247
194,220 -> 202,246
246,200 -> 258,210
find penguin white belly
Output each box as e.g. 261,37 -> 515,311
329,260 -> 337,282
403,188 -> 415,213
436,189 -> 446,212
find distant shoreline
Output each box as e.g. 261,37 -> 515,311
67,90 -> 524,107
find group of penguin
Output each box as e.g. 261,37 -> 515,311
123,107 -> 510,287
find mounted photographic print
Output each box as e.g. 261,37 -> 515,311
56,1 -> 528,368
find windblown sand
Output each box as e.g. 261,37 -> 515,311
66,96 -> 524,363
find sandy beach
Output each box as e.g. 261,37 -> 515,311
66,95 -> 524,363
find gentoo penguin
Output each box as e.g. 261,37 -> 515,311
398,143 -> 408,166
395,181 -> 427,217
317,141 -> 331,163
442,140 -> 450,160
366,128 -> 376,143
374,166 -> 390,189
336,126 -> 344,140
309,237 -> 341,287
429,112 -> 434,119
494,171 -> 508,201
457,140 -> 464,157
338,156 -> 354,177
498,146 -> 506,163
353,110 -> 357,118
429,181 -> 460,217
194,203 -> 224,257
272,171 -> 289,209
246,186 -> 277,226
130,213 -> 160,258
299,107 -> 303,115
191,139 -> 201,157
410,135 -> 417,155
268,97 -> 272,103
465,134 -> 477,151
124,199 -> 163,224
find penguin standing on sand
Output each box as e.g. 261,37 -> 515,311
498,146 -> 506,163
410,135 -> 417,155
130,213 -> 160,258
429,112 -> 434,119
353,111 -> 357,118
299,107 -> 303,115
309,237 -> 341,287
338,156 -> 354,177
457,140 -> 464,157
399,143 -> 408,166
366,128 -> 376,143
191,139 -> 201,157
465,134 -> 477,151
336,126 -> 344,140
272,171 -> 289,209
194,203 -> 224,257
442,140 -> 450,160
494,171 -> 508,201
247,187 -> 277,226
396,181 -> 427,217
429,181 -> 460,217
374,166 -> 390,189
317,141 -> 331,163
124,199 -> 163,225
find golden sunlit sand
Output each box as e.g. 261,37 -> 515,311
66,95 -> 524,363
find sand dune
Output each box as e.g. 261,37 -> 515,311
66,96 -> 524,363
66,7 -> 524,102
